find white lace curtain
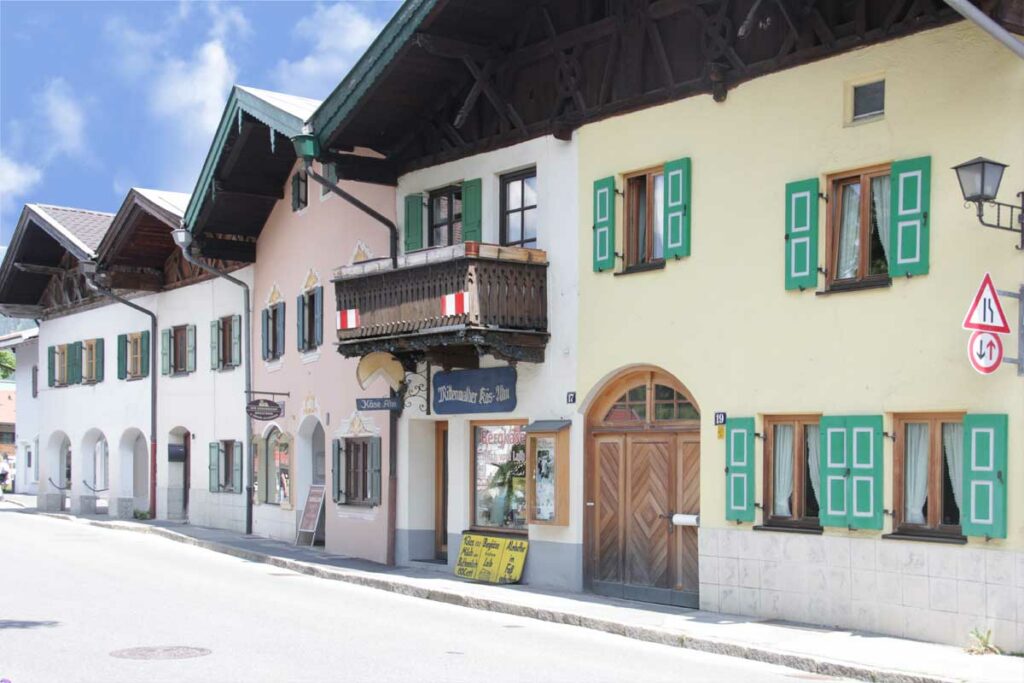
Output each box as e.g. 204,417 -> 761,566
943,423 -> 964,513
837,184 -> 861,278
806,425 -> 821,508
905,424 -> 930,524
872,175 -> 891,266
773,425 -> 794,516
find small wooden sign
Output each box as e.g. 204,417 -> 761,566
295,484 -> 325,546
454,532 -> 528,584
247,399 -> 283,421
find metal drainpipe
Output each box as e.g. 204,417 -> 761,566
303,160 -> 400,564
81,270 -> 159,519
177,244 -> 254,536
943,0 -> 1024,60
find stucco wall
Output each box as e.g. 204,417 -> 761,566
393,134 -> 584,590
574,21 -> 1024,646
251,159 -> 395,561
14,339 -> 39,494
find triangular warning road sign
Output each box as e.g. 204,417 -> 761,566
963,273 -> 1011,334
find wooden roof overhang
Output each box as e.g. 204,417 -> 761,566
310,0 -> 1002,176
182,87 -> 315,262
0,206 -> 101,318
94,189 -> 186,292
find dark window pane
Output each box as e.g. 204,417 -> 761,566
507,178 -> 522,210
868,175 -> 891,275
676,403 -> 699,420
853,80 -> 885,119
523,209 -> 537,242
655,403 -> 674,420
654,384 -> 674,400
523,175 -> 537,206
507,212 -> 522,243
836,182 -> 861,279
627,386 -> 646,402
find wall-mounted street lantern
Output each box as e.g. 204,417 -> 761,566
171,227 -> 194,250
952,157 -> 1023,250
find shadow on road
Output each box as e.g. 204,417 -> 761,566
0,620 -> 59,630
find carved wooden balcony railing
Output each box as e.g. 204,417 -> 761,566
332,242 -> 549,363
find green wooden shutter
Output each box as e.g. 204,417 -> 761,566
140,330 -> 150,377
663,158 -> 691,259
592,176 -> 616,272
818,416 -> 848,527
785,178 -> 819,290
369,438 -> 382,506
117,334 -> 127,380
962,414 -> 1008,539
725,417 -> 755,522
332,439 -> 346,504
313,286 -> 323,347
291,173 -> 300,212
209,442 -> 219,491
70,341 -> 82,384
404,194 -> 423,252
261,308 -> 270,361
847,415 -> 883,530
230,315 -> 241,367
889,156 -> 930,277
94,338 -> 104,382
296,293 -> 306,351
210,320 -> 221,370
186,325 -> 196,373
161,329 -> 171,375
47,346 -> 55,387
462,178 -> 482,243
232,441 -> 243,494
275,303 -> 286,357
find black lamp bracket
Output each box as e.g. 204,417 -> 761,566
969,191 -> 1024,251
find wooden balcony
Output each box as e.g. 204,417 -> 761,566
332,242 -> 549,364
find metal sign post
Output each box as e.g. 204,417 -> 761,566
996,284 -> 1023,376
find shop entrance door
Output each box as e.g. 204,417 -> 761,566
435,421 -> 449,561
586,369 -> 700,608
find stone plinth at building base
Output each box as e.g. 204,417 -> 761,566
37,492 -> 64,512
74,495 -> 97,515
112,497 -> 135,520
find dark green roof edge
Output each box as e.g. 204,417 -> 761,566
309,0 -> 440,150
183,86 -> 310,231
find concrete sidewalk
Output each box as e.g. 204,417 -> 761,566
10,495 -> 1022,683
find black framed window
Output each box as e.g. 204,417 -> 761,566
501,169 -> 538,248
428,185 -> 462,248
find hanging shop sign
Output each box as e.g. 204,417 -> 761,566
433,367 -> 517,414
356,397 -> 401,411
247,398 -> 283,421
454,532 -> 528,584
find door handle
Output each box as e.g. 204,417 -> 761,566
586,501 -> 595,507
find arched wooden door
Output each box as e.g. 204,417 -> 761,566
586,369 -> 700,607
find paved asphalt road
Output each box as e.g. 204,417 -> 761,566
0,506 -> 848,683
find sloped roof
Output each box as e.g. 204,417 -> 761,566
134,188 -> 191,218
0,328 -> 39,350
183,85 -> 323,233
29,204 -> 115,257
236,86 -> 320,122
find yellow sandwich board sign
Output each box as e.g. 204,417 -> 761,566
455,532 -> 528,584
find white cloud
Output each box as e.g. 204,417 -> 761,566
272,3 -> 385,99
37,78 -> 86,161
0,153 -> 43,215
207,3 -> 250,42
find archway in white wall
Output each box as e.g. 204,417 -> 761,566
44,431 -> 72,510
80,428 -> 110,513
295,414 -> 326,541
117,428 -> 149,516
167,426 -> 191,521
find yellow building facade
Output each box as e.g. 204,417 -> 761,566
576,21 -> 1023,648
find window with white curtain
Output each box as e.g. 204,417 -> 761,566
764,416 -> 821,528
828,165 -> 891,289
894,414 -> 963,536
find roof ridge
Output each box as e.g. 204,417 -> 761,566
34,203 -> 115,217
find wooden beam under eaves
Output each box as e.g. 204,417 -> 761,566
106,270 -> 163,292
322,153 -> 398,186
14,262 -> 67,277
198,238 -> 256,263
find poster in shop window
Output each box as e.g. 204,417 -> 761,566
533,437 -> 556,521
454,532 -> 529,584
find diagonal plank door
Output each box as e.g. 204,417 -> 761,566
624,435 -> 674,589
593,435 -> 625,583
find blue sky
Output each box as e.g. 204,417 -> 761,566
0,0 -> 401,246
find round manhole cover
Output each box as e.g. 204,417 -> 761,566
110,646 -> 211,660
